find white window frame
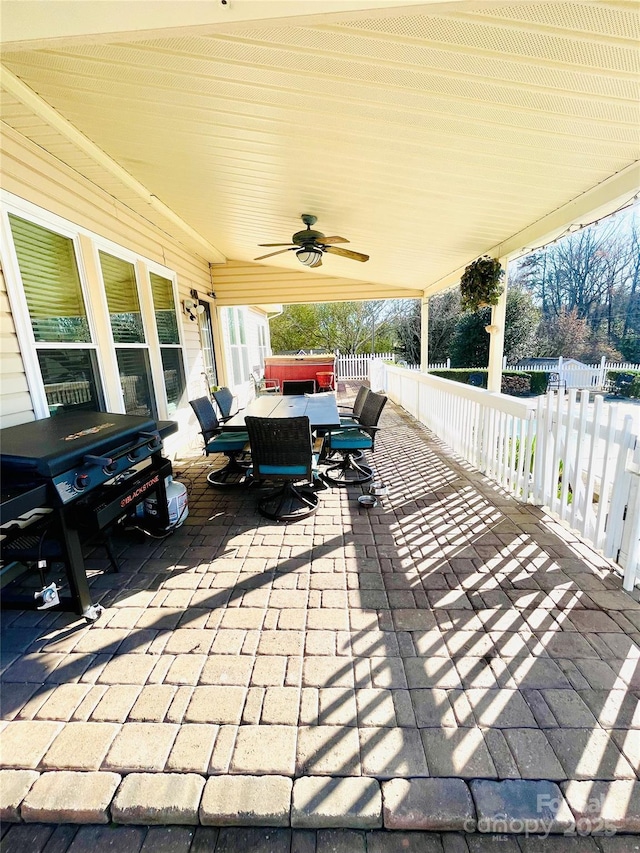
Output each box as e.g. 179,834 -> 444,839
223,307 -> 251,387
1,197 -> 107,419
0,190 -> 187,421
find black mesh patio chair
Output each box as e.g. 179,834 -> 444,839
338,385 -> 369,427
282,379 -> 316,395
244,415 -> 325,522
321,390 -> 387,487
212,386 -> 239,422
189,397 -> 250,487
319,385 -> 370,462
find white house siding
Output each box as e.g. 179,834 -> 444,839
0,127 -> 219,453
0,258 -> 34,428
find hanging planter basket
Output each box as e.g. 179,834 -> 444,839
460,256 -> 504,313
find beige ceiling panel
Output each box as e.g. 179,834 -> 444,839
212,261 -> 423,306
1,1 -> 638,299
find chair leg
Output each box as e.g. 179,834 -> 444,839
256,481 -> 319,522
206,453 -> 250,488
321,452 -> 373,487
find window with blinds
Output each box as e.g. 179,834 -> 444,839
99,251 -> 155,417
8,214 -> 103,414
6,205 -> 191,421
99,251 -> 145,343
149,272 -> 185,414
9,214 -> 90,343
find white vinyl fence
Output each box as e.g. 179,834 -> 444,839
533,389 -> 640,589
336,353 -> 447,380
339,353 -> 639,387
507,356 -> 640,391
384,364 -> 640,590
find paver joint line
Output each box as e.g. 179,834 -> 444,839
1,386 -> 639,835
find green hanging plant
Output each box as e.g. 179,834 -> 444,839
459,256 -> 504,312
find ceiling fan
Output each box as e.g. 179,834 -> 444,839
254,214 -> 369,268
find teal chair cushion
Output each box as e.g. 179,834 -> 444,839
206,432 -> 249,453
260,464 -> 308,476
328,429 -> 372,450
249,453 -> 321,479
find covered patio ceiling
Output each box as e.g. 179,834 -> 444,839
1,1 -> 639,306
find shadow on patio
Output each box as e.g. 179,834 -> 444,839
1,384 -> 639,836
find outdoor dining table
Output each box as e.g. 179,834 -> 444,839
221,393 -> 341,433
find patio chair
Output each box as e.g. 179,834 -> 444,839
251,367 -> 280,396
338,385 -> 369,427
321,390 -> 387,487
189,397 -> 250,487
319,384 -> 370,462
212,386 -> 239,422
547,372 -> 566,392
244,415 -> 325,521
282,379 -> 316,395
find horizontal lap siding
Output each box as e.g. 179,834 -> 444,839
1,127 -> 213,445
0,263 -> 34,427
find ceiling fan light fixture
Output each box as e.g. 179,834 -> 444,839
296,247 -> 323,267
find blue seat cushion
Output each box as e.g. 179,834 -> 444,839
249,453 -> 320,479
328,429 -> 372,450
339,416 -> 360,428
206,432 -> 249,454
260,464 -> 307,476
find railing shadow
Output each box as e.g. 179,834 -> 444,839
1,384 -> 639,831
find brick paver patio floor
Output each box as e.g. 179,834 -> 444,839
2,385 -> 640,839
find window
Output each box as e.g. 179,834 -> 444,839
4,199 -> 192,422
257,323 -> 268,369
99,251 -> 156,418
149,272 -> 185,414
8,214 -> 104,414
225,307 -> 250,386
198,301 -> 218,391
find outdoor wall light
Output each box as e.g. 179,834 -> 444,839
296,247 -> 323,267
183,298 -> 205,321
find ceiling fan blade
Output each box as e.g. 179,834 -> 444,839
254,248 -> 294,260
317,236 -> 349,245
257,243 -> 294,247
325,246 -> 369,262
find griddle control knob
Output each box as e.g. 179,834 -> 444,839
84,454 -> 116,474
141,431 -> 161,450
74,473 -> 90,491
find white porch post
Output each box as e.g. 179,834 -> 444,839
420,296 -> 429,372
487,258 -> 508,392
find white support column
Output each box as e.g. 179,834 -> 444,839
487,258 -> 508,393
420,296 -> 429,372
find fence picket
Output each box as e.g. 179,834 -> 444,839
582,394 -> 603,543
383,364 -> 640,588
